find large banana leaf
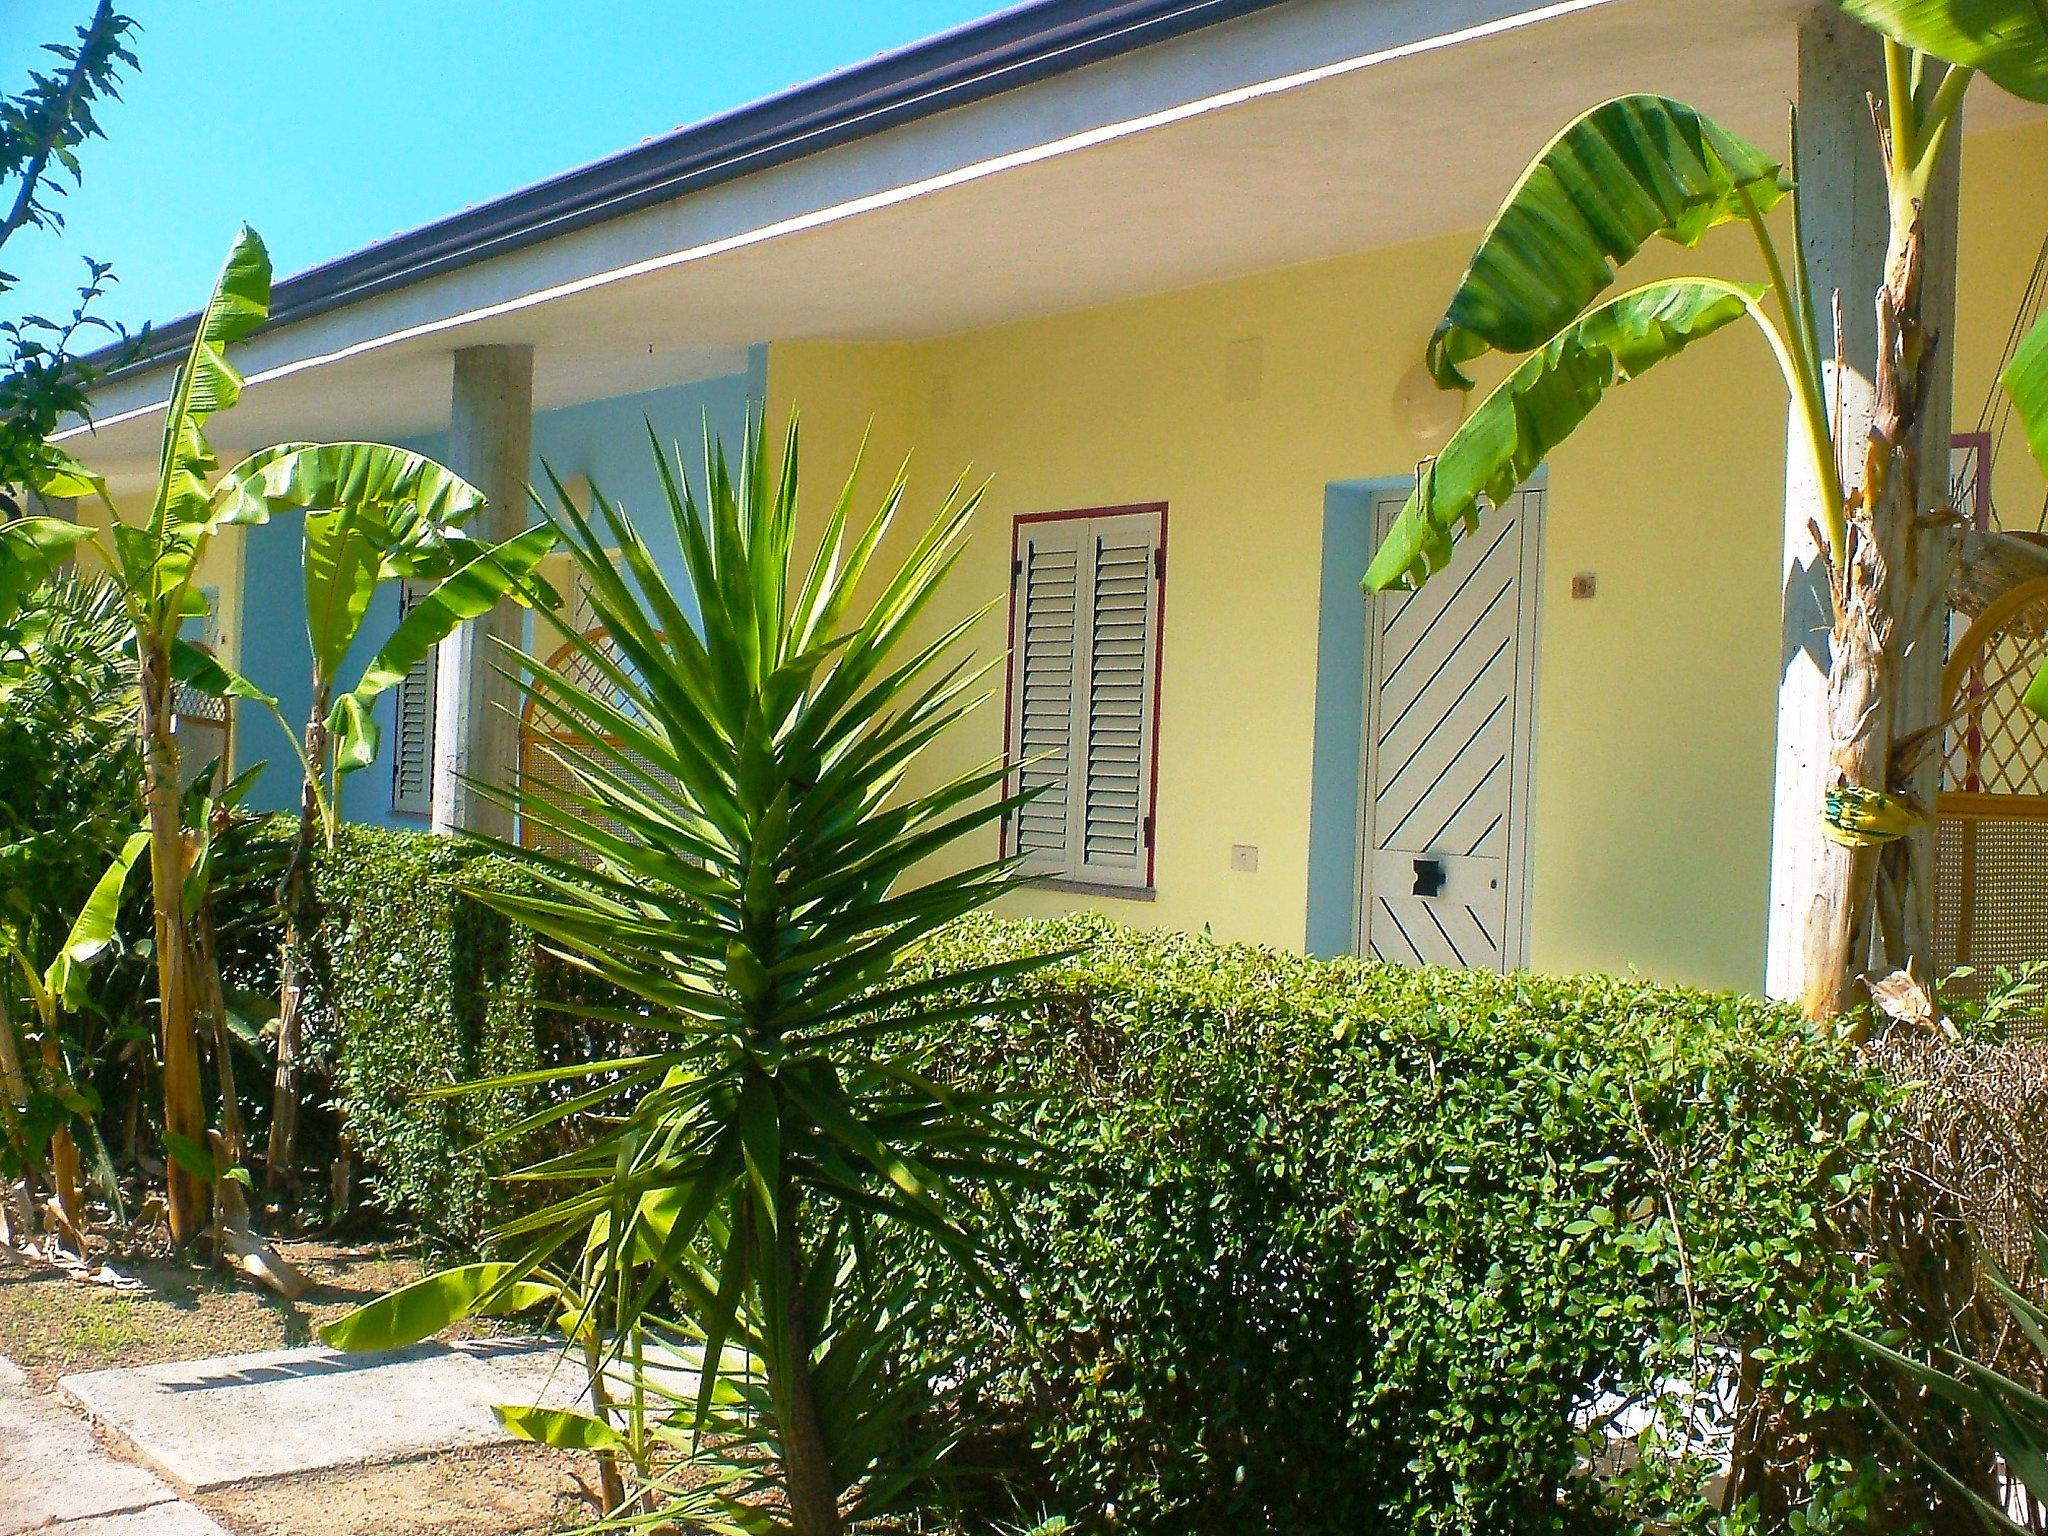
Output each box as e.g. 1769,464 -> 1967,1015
0,517 -> 95,627
210,440 -> 485,541
319,1262 -> 555,1350
1368,278 -> 1763,591
1997,314 -> 2048,720
1827,0 -> 2048,102
27,446 -> 108,504
1428,95 -> 1787,390
135,227 -> 271,615
209,442 -> 488,683
328,523 -> 561,772
2002,309 -> 2048,482
44,828 -> 149,1008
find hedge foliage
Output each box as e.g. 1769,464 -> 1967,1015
904,915 -> 1904,1535
303,824 -> 570,1242
296,836 -> 1913,1529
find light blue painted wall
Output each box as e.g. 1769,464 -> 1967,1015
1303,480 -> 1378,958
233,346 -> 767,824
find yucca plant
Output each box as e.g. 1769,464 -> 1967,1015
1854,1229 -> 2048,1530
324,415 -> 1049,1535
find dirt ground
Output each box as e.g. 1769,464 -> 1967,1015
0,1239 -> 603,1535
0,1237 -> 430,1391
196,1445 -> 600,1536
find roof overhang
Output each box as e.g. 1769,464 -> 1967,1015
61,0 -> 2045,494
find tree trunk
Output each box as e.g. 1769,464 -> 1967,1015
0,989 -> 32,1159
137,635 -> 211,1244
40,1032 -> 84,1248
194,885 -> 243,1168
1800,153 -> 1954,1023
774,1206 -> 843,1536
265,690 -> 327,1195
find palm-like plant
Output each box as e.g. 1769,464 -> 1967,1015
1363,3 -> 2048,1022
189,445 -> 561,1194
25,227 -> 501,1243
1854,1229 -> 2048,1530
327,416 -> 1047,1533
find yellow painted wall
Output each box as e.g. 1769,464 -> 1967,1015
769,116 -> 2048,994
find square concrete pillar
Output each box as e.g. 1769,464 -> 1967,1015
433,344 -> 534,840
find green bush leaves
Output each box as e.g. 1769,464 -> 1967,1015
900,914 -> 1898,1535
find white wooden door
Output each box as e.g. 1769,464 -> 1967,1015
1359,487 -> 1541,971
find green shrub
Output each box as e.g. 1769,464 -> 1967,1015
902,915 -> 1901,1536
285,851 -> 1917,1529
303,823 -> 582,1243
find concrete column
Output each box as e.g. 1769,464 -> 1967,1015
1765,7 -> 1961,996
433,344 -> 533,840
1766,9 -> 1886,998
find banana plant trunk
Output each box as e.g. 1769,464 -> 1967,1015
137,636 -> 211,1244
1801,180 -> 1951,1023
265,687 -> 328,1194
195,884 -> 244,1168
40,1033 -> 83,1244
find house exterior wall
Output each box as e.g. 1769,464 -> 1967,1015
765,116 -> 2048,994
228,347 -> 766,824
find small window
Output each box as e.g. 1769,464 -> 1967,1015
390,580 -> 437,817
1004,505 -> 1165,890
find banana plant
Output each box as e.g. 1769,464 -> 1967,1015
0,828 -> 147,1251
17,226 -> 497,1245
1365,6 -> 2048,1023
329,415 -> 1050,1535
184,443 -> 560,1194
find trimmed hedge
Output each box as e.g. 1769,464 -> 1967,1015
304,824 -> 569,1242
905,916 -> 1903,1535
295,837 -> 1912,1528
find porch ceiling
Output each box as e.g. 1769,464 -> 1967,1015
61,0 -> 2043,494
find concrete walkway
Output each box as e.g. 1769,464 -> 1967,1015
3,1339 -> 592,1534
57,1339 -> 586,1494
0,1356 -> 230,1535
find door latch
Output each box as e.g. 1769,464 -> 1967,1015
1412,857 -> 1447,898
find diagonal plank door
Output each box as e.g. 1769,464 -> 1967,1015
1360,487 -> 1541,971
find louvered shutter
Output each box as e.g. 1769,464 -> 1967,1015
1010,522 -> 1081,873
1008,509 -> 1162,888
389,580 -> 437,817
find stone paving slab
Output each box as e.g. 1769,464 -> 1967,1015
0,1354 -> 205,1534
59,1339 -> 585,1494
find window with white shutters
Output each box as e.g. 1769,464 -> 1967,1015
390,580 -> 437,817
1005,506 -> 1164,890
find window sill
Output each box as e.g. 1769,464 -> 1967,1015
1023,877 -> 1157,902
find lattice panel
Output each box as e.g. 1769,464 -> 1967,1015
518,734 -> 686,867
518,629 -> 686,867
1935,815 -> 2048,1014
1945,592 -> 2048,796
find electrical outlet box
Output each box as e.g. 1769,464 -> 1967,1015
1231,844 -> 1260,872
1571,572 -> 1597,600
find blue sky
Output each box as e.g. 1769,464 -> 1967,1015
4,1 -> 1003,333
